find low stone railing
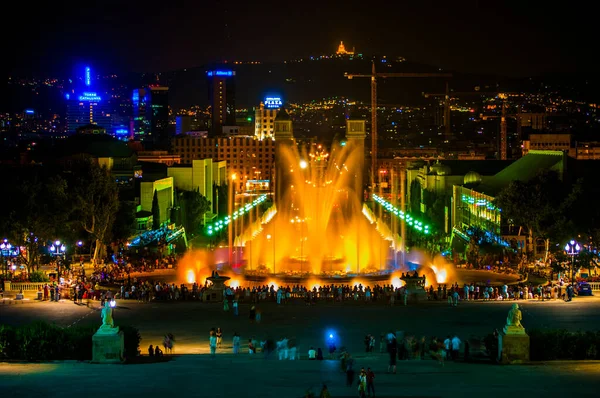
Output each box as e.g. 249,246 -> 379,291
588,282 -> 600,292
4,282 -> 46,292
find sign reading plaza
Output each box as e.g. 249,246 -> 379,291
264,97 -> 283,109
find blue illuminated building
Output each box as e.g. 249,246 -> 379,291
207,69 -> 236,136
66,66 -> 113,134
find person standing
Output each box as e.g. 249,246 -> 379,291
209,330 -> 217,357
216,327 -> 223,348
451,334 -> 461,361
358,368 -> 367,398
387,336 -> 397,374
223,297 -> 229,311
443,335 -> 451,360
288,336 -> 297,360
232,332 -> 240,354
233,299 -> 238,316
345,354 -> 355,386
366,367 -> 375,397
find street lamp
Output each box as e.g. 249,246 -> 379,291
564,239 -> 581,284
1,239 -> 13,276
50,240 -> 67,281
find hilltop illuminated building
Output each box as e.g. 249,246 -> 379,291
336,41 -> 355,56
132,86 -> 170,148
207,69 -> 236,136
254,96 -> 282,140
66,66 -> 112,134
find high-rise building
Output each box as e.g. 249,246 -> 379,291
171,134 -> 274,190
133,86 -> 169,148
207,69 -> 236,136
254,96 -> 282,140
66,66 -> 112,133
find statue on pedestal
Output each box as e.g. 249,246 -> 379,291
503,303 -> 525,334
97,301 -> 118,334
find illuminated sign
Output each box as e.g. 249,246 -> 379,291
25,109 -> 34,114
115,128 -> 129,135
78,92 -> 101,102
264,97 -> 283,109
65,94 -> 70,100
207,70 -> 234,77
85,66 -> 91,86
132,91 -> 139,103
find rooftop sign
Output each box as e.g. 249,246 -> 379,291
264,97 -> 283,109
207,70 -> 235,77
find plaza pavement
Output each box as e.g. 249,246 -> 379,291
2,296 -> 600,356
0,354 -> 599,397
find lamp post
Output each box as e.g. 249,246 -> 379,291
564,239 -> 581,284
1,239 -> 13,277
50,240 -> 67,281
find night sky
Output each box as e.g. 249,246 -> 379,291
5,0 -> 597,77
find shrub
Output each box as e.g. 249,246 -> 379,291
64,326 -> 96,361
483,333 -> 498,362
121,325 -> 142,360
0,321 -> 141,362
29,271 -> 49,282
14,321 -> 65,361
528,329 -> 600,361
0,325 -> 16,359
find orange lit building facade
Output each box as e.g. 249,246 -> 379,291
171,135 -> 274,190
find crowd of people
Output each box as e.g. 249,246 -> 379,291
430,280 -> 578,304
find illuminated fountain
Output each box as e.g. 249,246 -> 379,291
238,113 -> 398,279
180,111 -> 455,287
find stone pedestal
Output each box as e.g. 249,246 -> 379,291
498,331 -> 529,364
400,274 -> 428,302
92,329 -> 124,363
202,275 -> 230,302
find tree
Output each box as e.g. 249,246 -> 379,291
0,167 -> 69,273
152,190 -> 161,230
112,201 -> 136,242
495,170 -> 578,263
68,159 -> 120,265
179,189 -> 211,235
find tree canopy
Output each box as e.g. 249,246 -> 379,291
67,158 -> 120,264
495,170 -> 579,260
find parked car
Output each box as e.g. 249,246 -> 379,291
577,282 -> 593,296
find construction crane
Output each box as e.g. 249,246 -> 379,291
423,84 -> 496,140
344,62 -> 451,188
